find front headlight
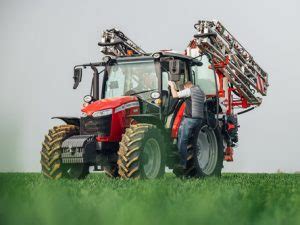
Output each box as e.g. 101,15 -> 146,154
83,95 -> 93,103
92,109 -> 113,117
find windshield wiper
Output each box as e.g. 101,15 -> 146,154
129,89 -> 157,96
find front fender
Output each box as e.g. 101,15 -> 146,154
52,117 -> 80,127
128,114 -> 164,129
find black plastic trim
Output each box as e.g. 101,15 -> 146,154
51,117 -> 80,127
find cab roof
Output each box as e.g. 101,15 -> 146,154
115,51 -> 198,63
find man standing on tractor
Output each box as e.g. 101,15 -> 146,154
168,81 -> 206,170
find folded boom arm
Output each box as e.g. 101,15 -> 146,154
98,28 -> 147,57
193,20 -> 269,107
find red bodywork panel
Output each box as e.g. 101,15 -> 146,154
171,103 -> 185,138
224,146 -> 234,162
81,96 -> 140,142
82,96 -> 138,116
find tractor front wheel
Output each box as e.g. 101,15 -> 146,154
103,164 -> 119,178
117,124 -> 165,179
40,124 -> 89,179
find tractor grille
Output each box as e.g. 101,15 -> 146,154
80,115 -> 112,136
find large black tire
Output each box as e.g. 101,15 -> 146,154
174,124 -> 224,178
103,164 -> 119,178
192,125 -> 224,177
40,124 -> 89,179
173,144 -> 197,178
117,124 -> 165,179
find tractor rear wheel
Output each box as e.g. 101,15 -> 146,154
117,124 -> 165,179
40,124 -> 89,179
173,144 -> 197,178
174,124 -> 224,178
193,125 -> 224,177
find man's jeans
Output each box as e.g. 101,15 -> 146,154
177,117 -> 202,168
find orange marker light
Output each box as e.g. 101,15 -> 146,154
127,50 -> 133,56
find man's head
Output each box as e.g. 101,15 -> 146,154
183,81 -> 193,89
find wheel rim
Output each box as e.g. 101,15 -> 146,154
142,138 -> 162,179
195,126 -> 218,175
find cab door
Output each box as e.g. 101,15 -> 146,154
161,59 -> 188,116
191,56 -> 217,97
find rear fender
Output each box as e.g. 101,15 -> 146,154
52,117 -> 80,127
170,103 -> 185,138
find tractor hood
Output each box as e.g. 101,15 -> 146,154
81,96 -> 138,116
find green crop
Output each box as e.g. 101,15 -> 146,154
0,173 -> 299,225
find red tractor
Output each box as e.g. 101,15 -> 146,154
40,22 -> 268,179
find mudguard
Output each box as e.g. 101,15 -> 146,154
129,114 -> 164,128
52,117 -> 80,127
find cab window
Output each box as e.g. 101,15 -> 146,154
161,60 -> 187,92
192,56 -> 217,95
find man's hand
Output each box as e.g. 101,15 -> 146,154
168,80 -> 179,98
168,80 -> 175,88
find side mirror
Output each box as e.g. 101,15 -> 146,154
191,61 -> 203,67
73,68 -> 82,89
169,59 -> 184,82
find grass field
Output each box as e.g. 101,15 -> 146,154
0,173 -> 299,225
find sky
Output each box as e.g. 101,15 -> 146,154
0,0 -> 299,173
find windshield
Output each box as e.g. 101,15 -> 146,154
105,60 -> 158,99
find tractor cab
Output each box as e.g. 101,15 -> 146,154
75,52 -> 214,126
